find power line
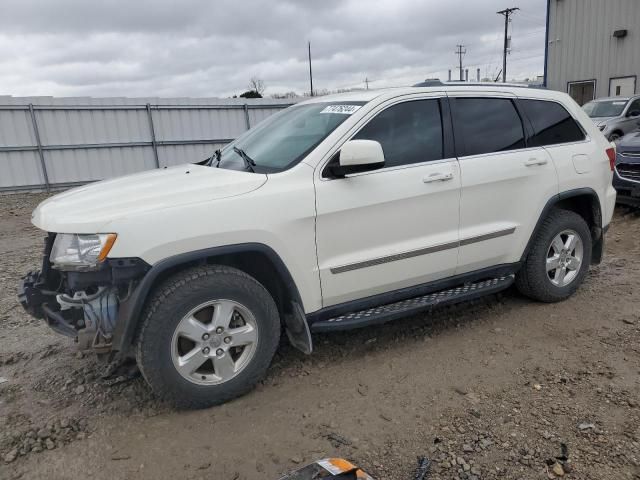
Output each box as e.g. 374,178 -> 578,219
455,44 -> 466,81
497,7 -> 519,82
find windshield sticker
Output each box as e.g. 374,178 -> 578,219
613,101 -> 626,105
320,105 -> 362,115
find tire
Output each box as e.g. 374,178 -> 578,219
516,208 -> 592,303
136,265 -> 280,409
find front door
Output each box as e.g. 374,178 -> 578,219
621,97 -> 640,135
314,97 -> 461,307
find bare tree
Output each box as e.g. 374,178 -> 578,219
248,77 -> 266,96
271,91 -> 299,99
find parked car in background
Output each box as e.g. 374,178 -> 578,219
582,95 -> 640,142
613,131 -> 640,207
19,85 -> 616,408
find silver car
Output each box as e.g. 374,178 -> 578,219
582,95 -> 640,142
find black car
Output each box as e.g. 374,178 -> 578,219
614,132 -> 640,207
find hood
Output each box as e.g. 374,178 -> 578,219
618,132 -> 640,149
617,132 -> 640,162
32,164 -> 267,233
591,117 -> 616,127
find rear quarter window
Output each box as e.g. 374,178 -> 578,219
519,99 -> 585,147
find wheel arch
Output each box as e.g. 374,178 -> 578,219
521,188 -> 604,265
112,243 -> 310,358
609,129 -> 624,140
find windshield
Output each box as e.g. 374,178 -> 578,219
582,99 -> 628,118
215,102 -> 365,173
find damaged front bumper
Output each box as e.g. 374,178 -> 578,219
18,234 -> 150,356
18,270 -> 77,337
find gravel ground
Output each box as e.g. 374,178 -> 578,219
0,193 -> 639,480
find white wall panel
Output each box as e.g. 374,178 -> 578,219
0,151 -> 44,188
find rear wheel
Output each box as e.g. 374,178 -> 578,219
516,209 -> 592,302
136,265 -> 280,409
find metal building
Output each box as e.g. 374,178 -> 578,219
544,0 -> 640,104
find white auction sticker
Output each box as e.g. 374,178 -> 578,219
613,101 -> 626,105
320,105 -> 362,114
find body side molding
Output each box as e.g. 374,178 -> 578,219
330,227 -> 516,274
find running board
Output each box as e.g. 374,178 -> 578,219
310,275 -> 515,332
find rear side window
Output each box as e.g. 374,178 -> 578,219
353,99 -> 443,167
520,99 -> 585,146
451,98 -> 525,156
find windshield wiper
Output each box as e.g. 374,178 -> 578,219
206,149 -> 221,167
233,146 -> 256,173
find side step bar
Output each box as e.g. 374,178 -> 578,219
310,275 -> 515,332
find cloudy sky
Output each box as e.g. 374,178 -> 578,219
0,0 -> 548,99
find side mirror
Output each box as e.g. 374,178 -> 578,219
627,110 -> 640,118
325,140 -> 385,178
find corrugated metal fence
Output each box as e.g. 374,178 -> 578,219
0,96 -> 296,192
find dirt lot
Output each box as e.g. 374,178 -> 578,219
0,193 -> 639,480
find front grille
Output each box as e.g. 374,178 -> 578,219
616,163 -> 640,182
620,151 -> 640,158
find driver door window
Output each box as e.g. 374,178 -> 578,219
353,99 -> 444,167
628,99 -> 640,116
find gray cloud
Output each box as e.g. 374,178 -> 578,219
0,0 -> 547,98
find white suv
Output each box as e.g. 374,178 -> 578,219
19,85 -> 617,408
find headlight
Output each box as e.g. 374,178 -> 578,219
50,233 -> 117,271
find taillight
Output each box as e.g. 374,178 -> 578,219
606,146 -> 616,171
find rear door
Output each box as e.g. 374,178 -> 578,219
517,97 -> 612,222
449,94 -> 558,274
314,95 -> 461,307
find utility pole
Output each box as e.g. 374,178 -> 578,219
308,41 -> 314,96
364,77 -> 370,90
455,44 -> 466,81
497,7 -> 519,82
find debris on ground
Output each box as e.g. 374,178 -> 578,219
413,456 -> 431,480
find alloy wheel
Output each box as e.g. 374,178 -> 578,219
171,299 -> 258,385
546,229 -> 584,287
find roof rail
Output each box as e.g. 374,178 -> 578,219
412,79 -> 546,89
412,79 -> 444,87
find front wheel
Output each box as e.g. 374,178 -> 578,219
516,209 -> 592,303
136,265 -> 280,409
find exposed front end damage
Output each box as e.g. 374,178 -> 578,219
18,234 -> 149,359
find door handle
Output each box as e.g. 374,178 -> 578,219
423,172 -> 453,183
524,157 -> 548,167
